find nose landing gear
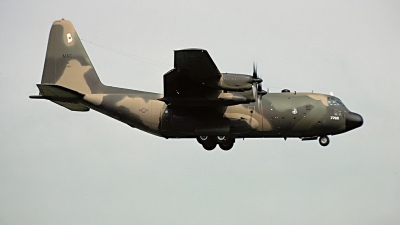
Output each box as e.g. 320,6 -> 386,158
319,136 -> 330,146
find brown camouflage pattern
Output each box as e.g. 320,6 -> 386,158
31,19 -> 363,150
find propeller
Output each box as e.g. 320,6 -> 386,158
257,80 -> 268,110
251,63 -> 267,110
252,63 -> 259,100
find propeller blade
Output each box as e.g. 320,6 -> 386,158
252,84 -> 257,101
253,63 -> 257,79
257,79 -> 263,110
252,63 -> 262,83
257,94 -> 262,110
252,62 -> 267,109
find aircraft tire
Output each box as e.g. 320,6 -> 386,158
219,142 -> 234,151
196,136 -> 206,144
203,142 -> 217,151
319,136 -> 330,146
217,136 -> 226,141
197,136 -> 217,150
218,137 -> 235,151
196,136 -> 213,144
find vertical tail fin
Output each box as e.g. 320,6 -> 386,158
41,19 -> 104,94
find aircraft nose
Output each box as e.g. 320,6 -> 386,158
346,111 -> 363,131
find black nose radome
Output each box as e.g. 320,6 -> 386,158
346,112 -> 363,131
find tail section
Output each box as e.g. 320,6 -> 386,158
31,19 -> 137,111
41,19 -> 104,94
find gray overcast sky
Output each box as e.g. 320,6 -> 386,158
1,0 -> 399,224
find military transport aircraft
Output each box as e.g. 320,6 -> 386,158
30,19 -> 363,150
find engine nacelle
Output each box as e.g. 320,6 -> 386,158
218,73 -> 254,91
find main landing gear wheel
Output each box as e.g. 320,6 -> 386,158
217,136 -> 235,151
197,136 -> 235,151
197,136 -> 217,151
203,142 -> 217,151
319,136 -> 330,147
197,136 -> 208,144
219,142 -> 234,151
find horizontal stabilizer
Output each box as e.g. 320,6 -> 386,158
53,101 -> 89,111
36,84 -> 83,99
30,84 -> 89,111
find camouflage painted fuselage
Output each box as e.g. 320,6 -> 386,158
81,91 -> 348,139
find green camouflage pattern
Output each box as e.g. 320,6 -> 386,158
31,19 -> 363,150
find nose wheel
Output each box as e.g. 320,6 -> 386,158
319,136 -> 330,146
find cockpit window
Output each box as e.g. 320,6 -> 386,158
328,97 -> 347,109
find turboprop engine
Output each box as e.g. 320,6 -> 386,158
217,64 -> 267,109
218,73 -> 262,91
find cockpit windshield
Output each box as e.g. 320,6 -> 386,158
328,97 -> 347,109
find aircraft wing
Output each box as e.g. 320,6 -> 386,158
174,49 -> 221,83
160,49 -> 250,106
